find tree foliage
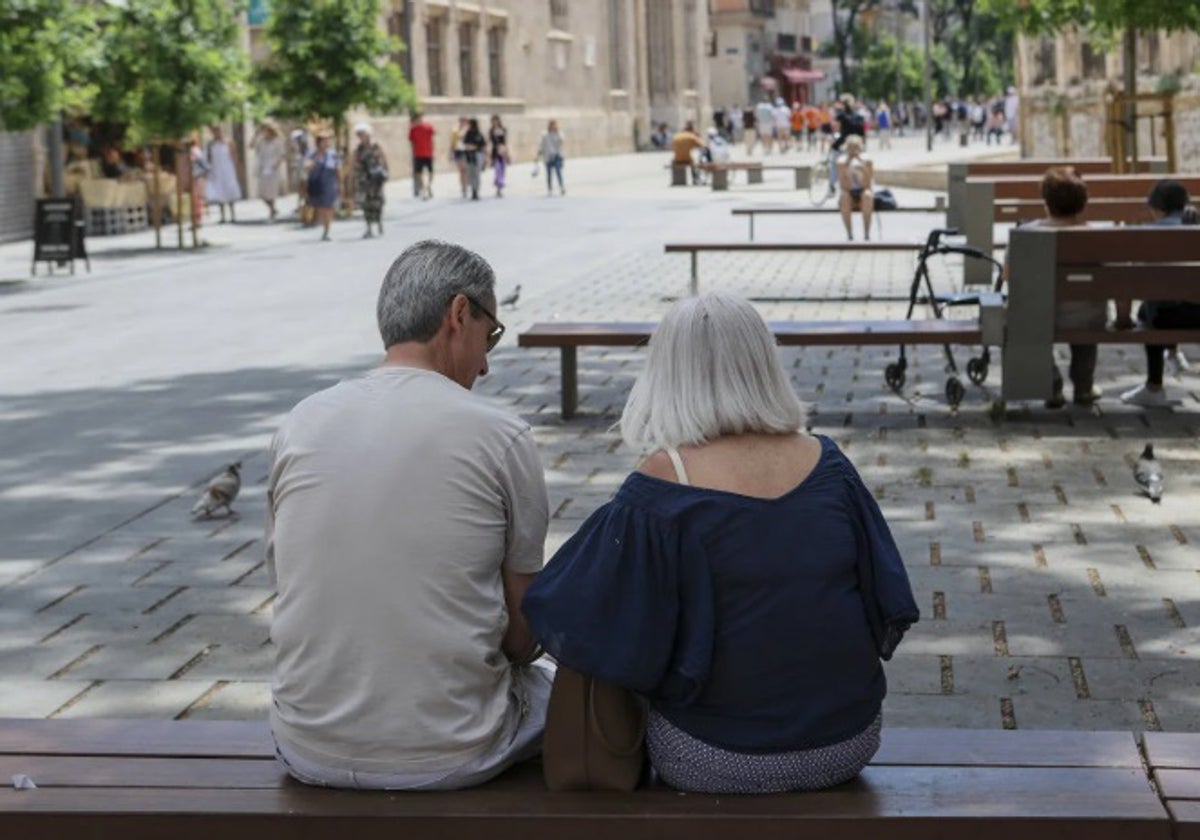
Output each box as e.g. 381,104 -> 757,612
979,0 -> 1200,35
92,0 -> 249,144
256,0 -> 416,134
0,0 -> 101,131
857,36 -> 957,103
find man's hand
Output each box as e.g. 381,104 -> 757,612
501,568 -> 540,665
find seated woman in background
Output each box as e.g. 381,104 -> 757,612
1120,179 -> 1200,408
836,135 -> 874,241
522,291 -> 918,794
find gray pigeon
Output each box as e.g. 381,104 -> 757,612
1134,444 -> 1164,503
499,284 -> 521,308
191,462 -> 242,518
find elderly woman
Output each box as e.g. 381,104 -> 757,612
522,292 -> 918,794
836,135 -> 874,241
306,133 -> 340,242
252,122 -> 286,222
353,123 -> 388,238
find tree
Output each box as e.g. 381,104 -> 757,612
257,0 -> 416,164
858,36 -> 957,103
0,0 -> 100,131
92,0 -> 250,247
830,0 -> 880,94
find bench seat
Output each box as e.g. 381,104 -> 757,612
0,719 -> 1173,840
519,319 -> 982,418
1143,732 -> 1200,840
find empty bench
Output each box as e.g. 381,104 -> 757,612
732,204 -> 945,241
697,161 -> 763,191
0,717 -> 1175,840
999,226 -> 1200,403
519,318 -> 985,418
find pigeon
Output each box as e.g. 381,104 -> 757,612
191,462 -> 242,518
1134,444 -> 1164,503
499,285 -> 521,309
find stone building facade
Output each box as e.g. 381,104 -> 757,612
708,0 -> 821,111
320,0 -> 711,179
1015,30 -> 1200,172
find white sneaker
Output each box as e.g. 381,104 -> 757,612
1166,350 -> 1190,377
1121,383 -> 1172,407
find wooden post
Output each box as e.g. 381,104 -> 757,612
175,141 -> 185,250
689,251 -> 698,296
561,347 -> 578,420
151,144 -> 163,250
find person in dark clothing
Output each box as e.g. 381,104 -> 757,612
462,118 -> 487,201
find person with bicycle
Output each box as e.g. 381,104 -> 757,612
825,95 -> 866,199
836,136 -> 874,241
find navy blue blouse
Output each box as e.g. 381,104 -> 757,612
522,435 -> 919,753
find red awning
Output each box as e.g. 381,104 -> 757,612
782,68 -> 825,83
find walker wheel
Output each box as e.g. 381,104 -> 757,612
885,362 -> 906,392
966,357 -> 988,385
945,376 -> 966,408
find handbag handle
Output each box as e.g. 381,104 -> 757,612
587,680 -> 646,758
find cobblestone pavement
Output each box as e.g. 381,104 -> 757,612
1,136 -> 1197,730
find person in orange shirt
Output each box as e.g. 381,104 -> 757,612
803,104 -> 821,151
790,102 -> 805,150
672,121 -> 707,185
818,104 -> 834,154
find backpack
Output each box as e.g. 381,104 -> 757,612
873,188 -> 898,211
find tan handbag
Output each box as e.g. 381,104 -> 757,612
542,665 -> 647,791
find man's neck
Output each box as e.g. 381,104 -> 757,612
382,341 -> 445,376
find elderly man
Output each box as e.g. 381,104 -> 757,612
267,240 -> 551,790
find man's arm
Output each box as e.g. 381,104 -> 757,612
502,568 -> 540,664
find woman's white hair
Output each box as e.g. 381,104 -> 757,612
620,291 -> 806,451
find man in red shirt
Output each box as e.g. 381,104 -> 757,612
408,112 -> 435,200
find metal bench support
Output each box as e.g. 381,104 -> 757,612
710,169 -> 729,191
1002,228 -> 1057,401
747,168 -> 764,185
560,346 -> 578,419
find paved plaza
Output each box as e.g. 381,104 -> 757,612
0,136 -> 1197,730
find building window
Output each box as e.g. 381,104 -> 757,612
459,21 -> 476,96
1081,41 -> 1106,80
1033,36 -> 1056,86
387,9 -> 407,74
550,0 -> 568,29
777,33 -> 797,53
487,26 -> 505,96
426,17 -> 444,95
608,0 -> 625,87
800,35 -> 812,53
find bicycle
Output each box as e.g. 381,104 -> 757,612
808,149 -> 837,206
883,227 -> 1005,408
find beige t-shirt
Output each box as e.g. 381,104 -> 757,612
266,366 -> 549,774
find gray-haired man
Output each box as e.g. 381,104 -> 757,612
267,240 -> 551,790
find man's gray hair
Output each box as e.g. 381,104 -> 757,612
620,291 -> 805,450
377,240 -> 496,348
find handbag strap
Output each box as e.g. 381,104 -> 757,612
664,447 -> 690,485
587,680 -> 646,758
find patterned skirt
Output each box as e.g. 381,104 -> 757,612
646,710 -> 881,794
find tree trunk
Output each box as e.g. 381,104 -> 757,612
151,144 -> 162,250
1123,27 -> 1138,169
175,142 -> 185,250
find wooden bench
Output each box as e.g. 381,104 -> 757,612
759,164 -> 813,190
732,204 -> 944,241
1001,226 -> 1200,403
697,161 -> 763,191
0,718 -> 1174,839
962,173 -> 1200,286
947,157 -> 1167,230
1143,732 -> 1200,840
519,318 -> 986,418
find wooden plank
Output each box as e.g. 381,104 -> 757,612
976,174 -> 1200,201
1155,769 -> 1200,800
665,242 -> 925,252
730,207 -> 942,216
875,729 -> 1143,768
0,718 -> 273,759
1056,266 -> 1200,302
1057,328 -> 1200,345
1144,733 -> 1200,769
1054,228 -> 1200,262
993,200 -> 1163,224
965,158 -> 1164,177
0,755 -> 286,789
1169,801 -> 1200,840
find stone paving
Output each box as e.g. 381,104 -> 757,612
0,135 -> 1197,730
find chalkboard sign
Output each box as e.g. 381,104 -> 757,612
31,197 -> 89,275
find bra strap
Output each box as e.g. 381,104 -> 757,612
664,447 -> 690,486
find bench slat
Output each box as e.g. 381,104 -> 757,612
665,242 -> 924,252
1143,732 -> 1200,769
0,718 -> 272,759
1054,228 -> 1200,262
1155,769 -> 1200,800
1056,328 -> 1200,346
731,207 -> 941,215
875,728 -> 1142,768
1168,801 -> 1200,840
0,755 -> 286,788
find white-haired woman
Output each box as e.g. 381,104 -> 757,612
523,292 -> 918,794
353,123 -> 388,238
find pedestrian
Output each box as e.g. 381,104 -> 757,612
204,125 -> 242,224
289,128 -> 311,221
461,118 -> 486,201
305,132 -> 340,242
671,121 -> 706,186
790,101 -> 805,151
186,132 -> 208,236
353,122 -> 388,238
1004,86 -> 1020,144
742,104 -> 757,155
970,98 -> 987,141
536,119 -> 565,196
772,96 -> 791,153
450,117 -> 469,198
727,105 -> 743,144
407,111 -> 435,200
267,239 -> 552,791
252,122 -> 286,222
875,102 -> 892,150
754,96 -> 776,155
487,115 -> 509,198
836,135 -> 875,241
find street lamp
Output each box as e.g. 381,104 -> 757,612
923,0 -> 933,151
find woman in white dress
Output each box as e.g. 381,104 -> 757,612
205,125 -> 243,223
253,123 -> 286,222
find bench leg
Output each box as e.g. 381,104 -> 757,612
748,168 -> 764,185
670,165 -> 688,187
748,215 -> 755,241
710,169 -> 728,191
690,252 -> 699,296
561,347 -> 578,419
794,168 -> 811,189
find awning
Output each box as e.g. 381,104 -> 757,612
782,68 -> 825,83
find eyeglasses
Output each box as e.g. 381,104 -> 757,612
462,294 -> 506,352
